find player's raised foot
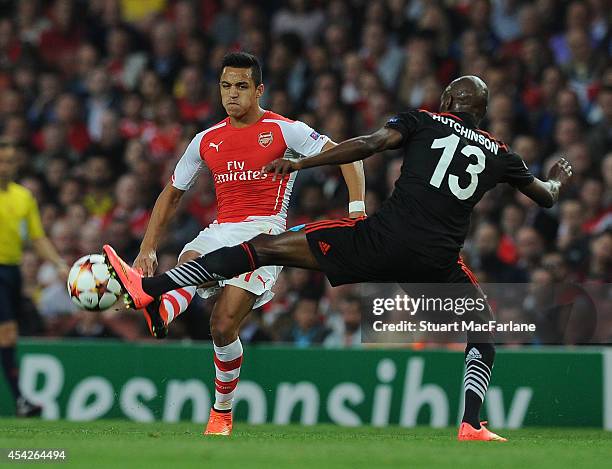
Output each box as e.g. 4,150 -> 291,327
142,297 -> 168,339
458,421 -> 507,442
203,408 -> 233,436
16,397 -> 42,418
102,245 -> 154,310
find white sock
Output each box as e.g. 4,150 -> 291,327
213,338 -> 243,411
160,287 -> 196,324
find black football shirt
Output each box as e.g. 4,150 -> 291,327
368,109 -> 534,264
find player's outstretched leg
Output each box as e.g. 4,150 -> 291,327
457,343 -> 507,441
103,231 -> 318,309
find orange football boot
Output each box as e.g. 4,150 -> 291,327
141,297 -> 169,339
204,408 -> 233,436
103,245 -> 154,309
458,421 -> 507,442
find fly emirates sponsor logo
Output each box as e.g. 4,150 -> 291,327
214,160 -> 270,184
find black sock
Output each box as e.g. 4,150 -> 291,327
461,343 -> 495,429
142,242 -> 259,298
1,346 -> 22,400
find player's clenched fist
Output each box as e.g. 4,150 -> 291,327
133,249 -> 158,276
263,159 -> 300,181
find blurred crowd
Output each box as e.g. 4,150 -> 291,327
0,0 -> 610,345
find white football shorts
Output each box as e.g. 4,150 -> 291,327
179,217 -> 284,309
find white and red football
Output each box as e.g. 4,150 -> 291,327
67,254 -> 122,311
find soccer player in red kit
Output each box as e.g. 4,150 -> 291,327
131,52 -> 365,435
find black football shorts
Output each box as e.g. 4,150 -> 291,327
293,217 -> 493,342
0,265 -> 22,323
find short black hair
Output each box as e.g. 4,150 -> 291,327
221,52 -> 262,86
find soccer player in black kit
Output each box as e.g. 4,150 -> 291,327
104,76 -> 572,441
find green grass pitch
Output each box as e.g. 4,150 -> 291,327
1,419 -> 611,469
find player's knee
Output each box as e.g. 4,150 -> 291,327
210,313 -> 239,345
0,321 -> 18,347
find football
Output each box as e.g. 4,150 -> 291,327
67,254 -> 123,311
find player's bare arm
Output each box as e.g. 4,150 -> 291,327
341,159 -> 366,217
319,140 -> 366,217
134,183 -> 185,275
266,127 -> 403,180
519,158 -> 573,208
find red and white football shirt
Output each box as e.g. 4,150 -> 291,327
172,111 -> 329,227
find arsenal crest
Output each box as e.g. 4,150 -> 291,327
258,131 -> 273,148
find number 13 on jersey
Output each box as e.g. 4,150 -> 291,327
429,134 -> 486,200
